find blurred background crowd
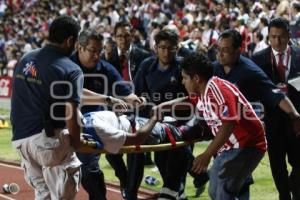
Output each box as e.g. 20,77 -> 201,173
0,0 -> 299,76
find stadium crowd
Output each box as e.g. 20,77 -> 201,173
1,0 -> 299,76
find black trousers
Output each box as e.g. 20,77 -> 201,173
265,112 -> 300,200
107,149 -> 190,200
77,152 -> 107,200
105,153 -> 145,200
154,147 -> 190,192
105,154 -> 128,189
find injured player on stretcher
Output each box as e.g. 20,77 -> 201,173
80,110 -> 212,154
79,108 -> 212,199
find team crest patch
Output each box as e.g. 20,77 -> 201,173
23,61 -> 37,77
170,76 -> 177,84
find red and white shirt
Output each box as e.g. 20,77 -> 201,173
190,76 -> 267,154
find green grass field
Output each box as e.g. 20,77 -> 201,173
0,108 -> 278,199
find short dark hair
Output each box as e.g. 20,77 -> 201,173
114,21 -> 132,35
154,30 -> 179,46
218,29 -> 242,48
292,2 -> 300,12
256,32 -> 264,41
268,17 -> 290,33
260,17 -> 269,26
48,15 -> 80,44
205,20 -> 215,29
78,29 -> 104,47
105,37 -> 117,47
180,52 -> 213,81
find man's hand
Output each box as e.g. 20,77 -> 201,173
80,134 -> 103,149
138,96 -> 147,105
108,96 -> 128,112
192,152 -> 212,174
123,93 -> 147,107
151,105 -> 164,122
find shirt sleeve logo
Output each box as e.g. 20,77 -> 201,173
221,105 -> 229,117
170,76 -> 178,84
23,61 -> 37,77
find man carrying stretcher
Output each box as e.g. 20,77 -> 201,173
80,108 -> 211,200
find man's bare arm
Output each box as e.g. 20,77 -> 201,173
81,88 -> 128,110
123,116 -> 158,145
65,102 -> 82,149
123,106 -> 162,145
157,96 -> 190,110
192,121 -> 235,174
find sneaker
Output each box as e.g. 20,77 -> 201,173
193,171 -> 209,197
195,184 -> 206,197
178,191 -> 188,200
120,187 -> 128,199
158,187 -> 178,200
177,183 -> 188,200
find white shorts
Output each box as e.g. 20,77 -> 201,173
12,129 -> 82,200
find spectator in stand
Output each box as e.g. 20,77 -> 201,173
290,1 -> 300,47
181,28 -> 202,52
259,17 -> 269,42
0,1 -> 7,17
276,0 -> 290,18
0,0 -> 292,67
237,1 -> 250,25
6,49 -> 21,77
201,20 -> 219,61
0,47 -> 7,76
253,32 -> 268,55
101,38 -> 119,69
248,10 -> 261,32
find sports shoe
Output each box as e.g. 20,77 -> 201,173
158,187 -> 178,200
195,184 -> 206,197
120,187 -> 128,199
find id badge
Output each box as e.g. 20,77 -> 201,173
277,83 -> 288,94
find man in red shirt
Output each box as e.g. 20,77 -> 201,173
157,52 -> 268,200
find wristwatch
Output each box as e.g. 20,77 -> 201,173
105,96 -> 112,105
291,115 -> 300,121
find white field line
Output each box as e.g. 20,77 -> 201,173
0,163 -> 22,170
0,162 -> 148,199
0,193 -> 15,200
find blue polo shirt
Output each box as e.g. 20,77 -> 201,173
70,52 -> 131,114
134,56 -> 188,118
213,55 -> 285,112
134,56 -> 187,105
11,45 -> 83,141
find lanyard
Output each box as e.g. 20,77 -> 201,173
270,47 -> 291,81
